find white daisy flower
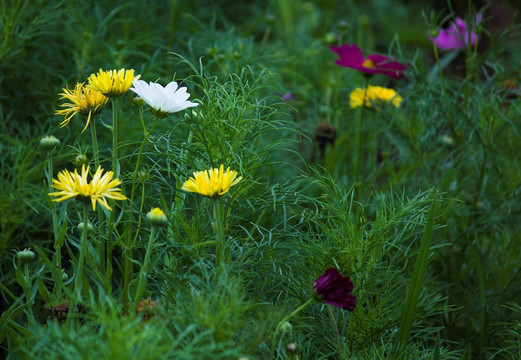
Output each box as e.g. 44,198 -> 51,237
130,79 -> 198,118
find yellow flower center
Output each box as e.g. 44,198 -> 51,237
362,59 -> 376,68
80,184 -> 90,195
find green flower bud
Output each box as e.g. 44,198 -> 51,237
337,20 -> 349,32
74,154 -> 87,166
265,14 -> 276,26
286,343 -> 299,354
133,96 -> 146,107
78,222 -> 95,234
280,321 -> 292,334
61,269 -> 69,282
147,208 -> 168,228
324,32 -> 337,44
17,248 -> 35,263
138,170 -> 149,182
40,135 -> 60,150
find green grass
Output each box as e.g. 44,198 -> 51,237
1,0 -> 521,359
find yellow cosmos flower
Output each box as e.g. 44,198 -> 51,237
56,83 -> 108,133
50,164 -> 126,211
349,85 -> 402,109
87,68 -> 139,97
181,165 -> 242,198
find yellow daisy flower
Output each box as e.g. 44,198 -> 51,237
349,85 -> 402,109
181,165 -> 242,198
87,68 -> 139,97
50,164 -> 126,211
56,83 -> 108,133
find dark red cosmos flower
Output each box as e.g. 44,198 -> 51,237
330,43 -> 407,79
313,268 -> 356,311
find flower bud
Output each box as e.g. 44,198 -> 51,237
17,248 -> 35,263
286,343 -> 299,354
132,96 -> 145,107
280,321 -> 292,334
78,222 -> 95,234
324,32 -> 337,44
337,20 -> 349,32
74,154 -> 87,166
147,207 -> 168,228
40,135 -> 60,150
265,14 -> 276,26
138,170 -> 149,182
61,269 -> 69,282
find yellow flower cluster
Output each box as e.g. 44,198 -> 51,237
50,164 -> 126,211
349,85 -> 402,109
56,68 -> 138,132
182,165 -> 242,198
56,83 -> 108,133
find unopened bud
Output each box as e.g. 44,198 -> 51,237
133,96 -> 145,107
286,343 -> 299,354
17,248 -> 35,263
146,207 -> 168,228
61,269 -> 69,282
40,135 -> 60,150
78,222 -> 95,234
265,14 -> 276,26
74,154 -> 87,166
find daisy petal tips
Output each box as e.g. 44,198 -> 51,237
130,79 -> 198,118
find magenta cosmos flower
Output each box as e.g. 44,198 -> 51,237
429,14 -> 482,50
330,43 -> 407,79
313,268 -> 356,311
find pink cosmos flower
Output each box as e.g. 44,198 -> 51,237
313,268 -> 356,311
429,14 -> 482,50
330,43 -> 407,79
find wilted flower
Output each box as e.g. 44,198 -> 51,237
313,268 -> 356,311
129,79 -> 198,118
330,43 -> 407,79
429,14 -> 482,50
50,164 -> 126,211
349,85 -> 402,109
181,164 -> 242,198
87,68 -> 138,97
56,83 -> 108,133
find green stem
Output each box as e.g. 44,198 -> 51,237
130,115 -> 158,203
24,263 -> 33,320
131,226 -> 157,314
353,77 -> 370,180
112,98 -> 120,177
106,98 -> 120,290
91,116 -> 99,169
327,304 -> 343,352
212,199 -> 226,267
271,298 -> 314,358
47,152 -> 63,298
70,202 -> 90,319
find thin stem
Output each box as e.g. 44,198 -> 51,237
353,77 -> 370,180
90,117 -> 99,169
106,98 -> 120,290
112,98 -> 120,177
212,199 -> 226,267
327,304 -> 343,352
131,226 -> 157,314
70,202 -> 90,319
47,152 -> 63,298
271,298 -> 314,358
24,263 -> 33,320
